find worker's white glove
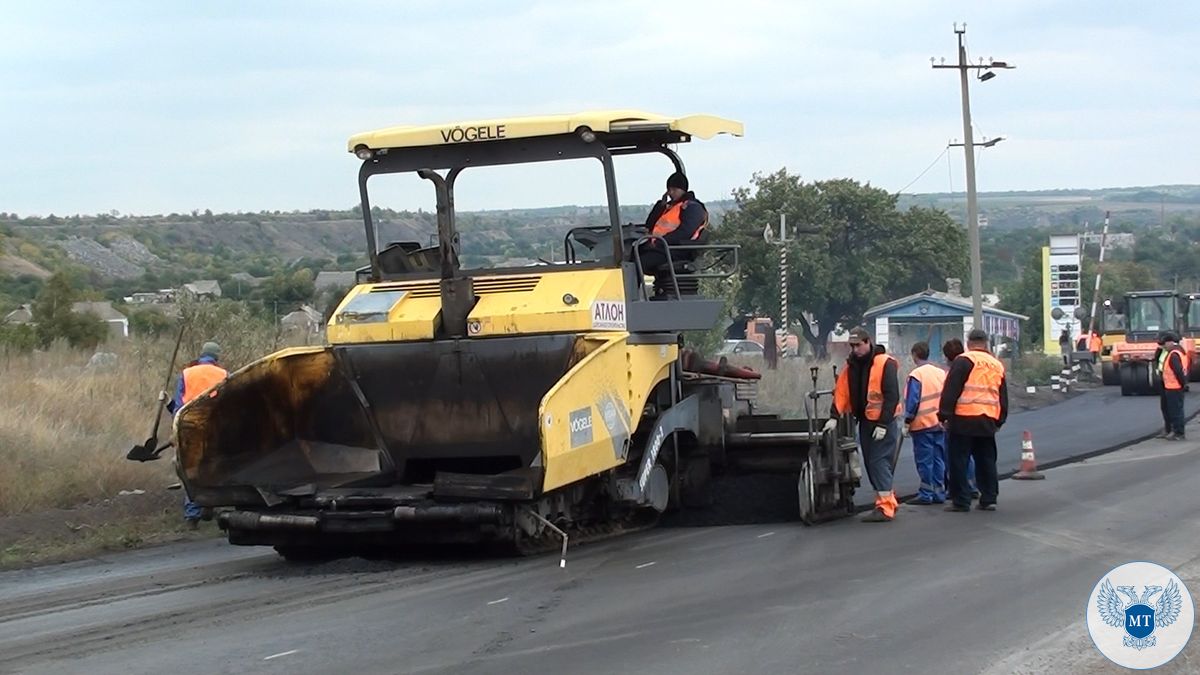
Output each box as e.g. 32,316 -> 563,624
901,424 -> 910,438
822,418 -> 838,434
157,390 -> 168,403
872,425 -> 887,442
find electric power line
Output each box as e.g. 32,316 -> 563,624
896,146 -> 951,195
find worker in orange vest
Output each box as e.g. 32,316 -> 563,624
823,327 -> 902,522
1088,331 -> 1102,360
1157,331 -> 1188,441
902,341 -> 947,505
637,172 -> 708,296
159,341 -> 228,527
939,329 -> 1008,512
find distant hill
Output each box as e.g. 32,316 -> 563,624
898,184 -> 1200,229
1,184 -> 1197,311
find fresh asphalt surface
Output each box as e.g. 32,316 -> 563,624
876,385 -> 1200,506
1,389 -> 1198,674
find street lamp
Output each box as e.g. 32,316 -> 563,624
950,135 -> 1006,148
932,24 -> 1015,330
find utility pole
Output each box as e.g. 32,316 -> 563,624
779,213 -> 788,353
933,23 -> 1013,329
1085,211 -> 1110,338
762,213 -> 791,367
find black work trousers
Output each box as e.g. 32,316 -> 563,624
634,247 -> 667,291
948,433 -> 999,508
1162,389 -> 1186,435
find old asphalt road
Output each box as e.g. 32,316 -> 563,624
1,395 -> 1198,674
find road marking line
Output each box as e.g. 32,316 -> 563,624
487,597 -> 509,605
757,531 -> 776,539
635,561 -> 656,569
264,649 -> 299,661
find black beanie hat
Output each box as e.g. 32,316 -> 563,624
666,172 -> 689,191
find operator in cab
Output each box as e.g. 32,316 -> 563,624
636,172 -> 708,294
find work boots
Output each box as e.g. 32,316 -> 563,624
860,508 -> 893,523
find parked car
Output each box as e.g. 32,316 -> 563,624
717,339 -> 764,357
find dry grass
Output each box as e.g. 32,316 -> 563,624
0,310 -> 296,516
748,355 -> 936,417
0,341 -> 177,514
732,357 -> 839,417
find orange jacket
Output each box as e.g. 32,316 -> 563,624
651,198 -> 708,244
835,353 -> 901,422
906,363 -> 946,432
1162,348 -> 1186,391
182,362 -> 228,404
954,351 -> 1004,421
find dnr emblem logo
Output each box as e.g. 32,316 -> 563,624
1087,561 -> 1194,669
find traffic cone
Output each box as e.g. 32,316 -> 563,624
1012,430 -> 1045,480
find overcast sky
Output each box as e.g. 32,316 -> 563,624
3,1 -> 1198,216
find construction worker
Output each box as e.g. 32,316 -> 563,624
823,327 -> 901,522
941,338 -> 978,499
902,341 -> 946,505
939,328 -> 1008,512
1058,328 -> 1072,367
1157,331 -> 1188,441
1089,331 -> 1103,361
159,341 -> 228,527
637,172 -> 708,294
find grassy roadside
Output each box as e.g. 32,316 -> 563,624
0,304 -> 288,569
0,491 -> 219,570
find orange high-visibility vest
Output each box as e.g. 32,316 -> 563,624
1089,333 -> 1102,353
652,200 -> 708,241
1163,348 -> 1185,391
954,350 -> 1004,420
908,363 -> 946,432
182,362 -> 228,404
835,353 -> 901,421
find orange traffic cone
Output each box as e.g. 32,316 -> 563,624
1012,430 -> 1045,480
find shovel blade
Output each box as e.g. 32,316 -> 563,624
127,437 -> 162,462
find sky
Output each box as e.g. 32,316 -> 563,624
3,0 -> 1199,216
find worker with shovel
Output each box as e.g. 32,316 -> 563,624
159,341 -> 227,527
823,327 -> 902,522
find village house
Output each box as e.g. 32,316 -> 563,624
71,301 -> 129,339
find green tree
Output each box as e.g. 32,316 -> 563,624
128,307 -> 176,337
999,248 -> 1044,347
719,170 -> 968,357
255,269 -> 316,310
31,272 -> 107,349
1001,246 -> 1165,349
0,323 -> 37,352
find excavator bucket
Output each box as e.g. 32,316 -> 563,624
176,337 -> 579,508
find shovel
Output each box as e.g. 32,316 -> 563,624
126,321 -> 187,462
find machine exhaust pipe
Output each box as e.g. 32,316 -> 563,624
219,511 -> 321,531
393,504 -> 504,524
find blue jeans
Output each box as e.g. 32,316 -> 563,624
911,428 -> 947,502
857,418 -> 901,493
184,494 -> 202,521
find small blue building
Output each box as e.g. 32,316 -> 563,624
862,289 -> 1027,359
